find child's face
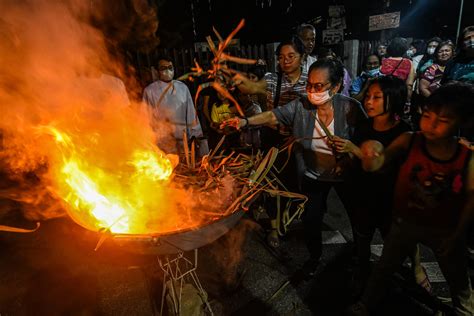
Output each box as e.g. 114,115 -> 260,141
364,83 -> 385,118
419,110 -> 459,141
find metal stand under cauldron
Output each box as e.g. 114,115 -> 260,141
158,249 -> 213,316
112,209 -> 245,315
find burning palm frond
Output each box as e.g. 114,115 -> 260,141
179,19 -> 256,119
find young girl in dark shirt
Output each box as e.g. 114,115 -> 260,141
331,76 -> 424,290
347,82 -> 474,315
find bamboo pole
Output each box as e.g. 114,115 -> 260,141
183,131 -> 190,168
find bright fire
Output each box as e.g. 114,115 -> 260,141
0,1 -> 234,236
44,126 -> 177,234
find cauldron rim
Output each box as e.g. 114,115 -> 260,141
110,209 -> 245,255
112,210 -> 238,238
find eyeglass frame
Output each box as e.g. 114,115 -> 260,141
306,81 -> 332,92
277,53 -> 301,63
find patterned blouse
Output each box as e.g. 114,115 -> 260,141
422,63 -> 444,93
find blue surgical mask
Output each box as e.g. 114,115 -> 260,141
406,49 -> 414,58
366,68 -> 380,77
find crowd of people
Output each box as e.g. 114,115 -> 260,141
141,25 -> 474,315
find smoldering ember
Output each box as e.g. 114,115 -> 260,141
0,0 -> 473,315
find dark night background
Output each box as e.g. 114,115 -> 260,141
154,0 -> 474,47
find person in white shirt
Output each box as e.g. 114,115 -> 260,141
142,56 -> 207,155
297,23 -> 318,74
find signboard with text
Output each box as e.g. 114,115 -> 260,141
322,29 -> 344,45
369,12 -> 400,32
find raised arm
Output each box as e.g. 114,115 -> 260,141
351,78 -> 372,102
360,131 -> 413,172
220,111 -> 278,130
406,62 -> 416,103
232,72 -> 267,95
419,78 -> 432,98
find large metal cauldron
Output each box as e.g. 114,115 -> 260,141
112,209 -> 245,255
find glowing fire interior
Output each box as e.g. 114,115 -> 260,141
45,126 -> 185,235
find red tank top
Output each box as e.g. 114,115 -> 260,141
393,133 -> 471,228
380,58 -> 412,81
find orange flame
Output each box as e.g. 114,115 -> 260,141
40,126 -> 178,234
0,0 -> 234,236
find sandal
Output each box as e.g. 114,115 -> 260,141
266,229 -> 280,249
415,266 -> 432,293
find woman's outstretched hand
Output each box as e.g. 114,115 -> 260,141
220,117 -> 244,130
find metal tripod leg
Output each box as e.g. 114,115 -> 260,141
157,249 -> 214,316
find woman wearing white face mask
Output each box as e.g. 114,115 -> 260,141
411,38 -> 442,117
408,39 -> 425,70
221,59 -> 367,271
416,37 -> 442,76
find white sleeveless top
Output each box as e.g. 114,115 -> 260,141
311,112 -> 334,155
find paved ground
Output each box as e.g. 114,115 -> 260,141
0,190 -> 458,315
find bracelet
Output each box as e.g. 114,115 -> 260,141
242,117 -> 249,127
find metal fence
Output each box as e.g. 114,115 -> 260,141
134,43 -> 277,87
133,40 -> 386,92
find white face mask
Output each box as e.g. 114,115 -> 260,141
308,89 -> 333,106
159,69 -> 174,82
406,49 -> 414,58
427,47 -> 436,55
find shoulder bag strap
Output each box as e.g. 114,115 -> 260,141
273,71 -> 283,108
389,58 -> 405,76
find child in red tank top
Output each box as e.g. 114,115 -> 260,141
347,82 -> 474,315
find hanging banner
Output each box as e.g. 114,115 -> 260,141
327,5 -> 346,30
369,12 -> 400,32
322,29 -> 344,45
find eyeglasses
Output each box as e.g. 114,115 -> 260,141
306,81 -> 331,92
277,54 -> 300,63
158,65 -> 174,71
